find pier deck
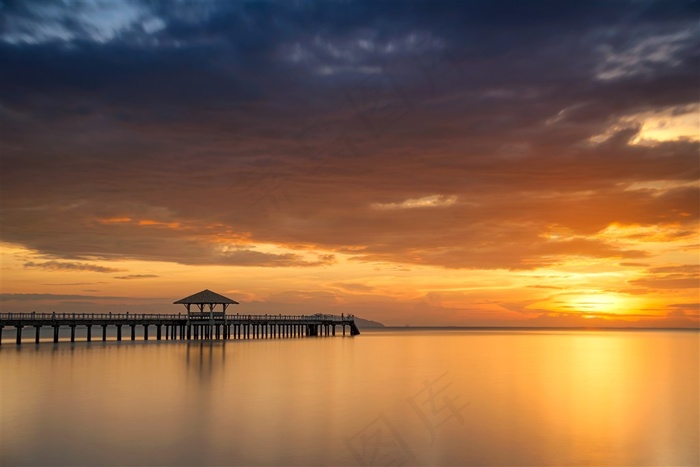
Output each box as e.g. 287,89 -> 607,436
0,312 -> 360,344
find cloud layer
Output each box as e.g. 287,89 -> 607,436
1,0 -> 698,323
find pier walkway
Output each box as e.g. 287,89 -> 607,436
0,312 -> 360,345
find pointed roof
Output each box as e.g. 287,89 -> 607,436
174,289 -> 239,305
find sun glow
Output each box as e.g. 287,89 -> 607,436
555,292 -> 642,316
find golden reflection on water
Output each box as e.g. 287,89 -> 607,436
1,330 -> 698,466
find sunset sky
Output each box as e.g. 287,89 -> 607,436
1,0 -> 698,327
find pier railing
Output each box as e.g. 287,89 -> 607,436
0,312 -> 353,322
0,312 -> 361,344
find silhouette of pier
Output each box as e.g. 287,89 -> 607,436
0,289 -> 360,345
0,312 -> 360,344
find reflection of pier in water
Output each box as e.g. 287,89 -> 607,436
0,289 -> 360,345
186,341 -> 227,381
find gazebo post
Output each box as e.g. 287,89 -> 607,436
209,303 -> 214,340
223,303 -> 229,339
197,304 -> 204,338
186,304 -> 191,340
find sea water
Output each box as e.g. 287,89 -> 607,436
1,329 -> 698,466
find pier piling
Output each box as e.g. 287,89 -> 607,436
0,312 -> 360,345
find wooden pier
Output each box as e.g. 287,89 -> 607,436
0,312 -> 360,345
0,289 -> 360,345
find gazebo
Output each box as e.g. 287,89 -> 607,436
174,289 -> 239,339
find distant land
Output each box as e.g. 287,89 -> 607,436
354,317 -> 385,329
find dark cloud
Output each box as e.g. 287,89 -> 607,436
1,0 -> 698,272
41,282 -> 108,286
631,277 -> 699,290
23,261 -> 123,273
0,292 -> 169,313
630,264 -> 700,291
331,282 -> 375,293
114,274 -> 159,280
0,293 -> 133,302
667,303 -> 700,316
648,265 -> 699,274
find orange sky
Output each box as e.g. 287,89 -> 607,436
1,1 -> 698,327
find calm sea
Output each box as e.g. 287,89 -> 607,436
1,328 -> 698,466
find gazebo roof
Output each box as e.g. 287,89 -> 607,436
173,289 -> 239,305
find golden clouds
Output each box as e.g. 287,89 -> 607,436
98,216 -> 182,230
371,194 -> 458,210
589,105 -> 700,146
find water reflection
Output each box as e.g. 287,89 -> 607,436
185,341 -> 227,381
1,330 -> 698,466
